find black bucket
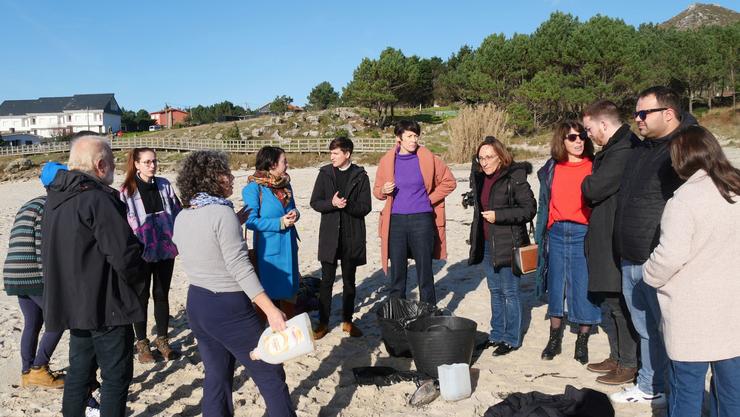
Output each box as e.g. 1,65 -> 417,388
405,315 -> 477,378
376,298 -> 438,357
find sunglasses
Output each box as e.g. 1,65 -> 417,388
565,133 -> 584,142
634,108 -> 667,121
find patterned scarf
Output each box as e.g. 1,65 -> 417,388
248,170 -> 292,207
188,192 -> 234,209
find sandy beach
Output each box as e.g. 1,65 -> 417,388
7,151 -> 739,417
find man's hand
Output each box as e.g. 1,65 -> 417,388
332,191 -> 347,208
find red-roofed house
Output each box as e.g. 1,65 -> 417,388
150,107 -> 189,128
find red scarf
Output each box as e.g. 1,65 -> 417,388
248,171 -> 292,207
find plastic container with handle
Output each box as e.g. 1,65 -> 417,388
250,312 -> 315,364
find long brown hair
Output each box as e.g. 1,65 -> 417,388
550,120 -> 594,162
670,125 -> 740,204
122,147 -> 156,196
476,136 -> 513,171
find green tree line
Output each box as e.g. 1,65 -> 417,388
338,12 -> 739,133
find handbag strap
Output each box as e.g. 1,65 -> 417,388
506,178 -> 536,243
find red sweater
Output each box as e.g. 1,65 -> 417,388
547,159 -> 592,229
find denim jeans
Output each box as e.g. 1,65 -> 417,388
18,295 -> 64,372
62,325 -> 134,417
667,356 -> 740,417
187,285 -> 296,417
622,259 -> 667,395
388,213 -> 436,305
546,222 -> 601,324
483,242 -> 522,347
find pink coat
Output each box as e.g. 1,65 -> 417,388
373,145 -> 457,273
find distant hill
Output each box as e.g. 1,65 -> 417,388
661,3 -> 739,30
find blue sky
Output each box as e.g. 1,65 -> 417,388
1,0 -> 737,111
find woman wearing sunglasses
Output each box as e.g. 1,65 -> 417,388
467,136 -> 536,356
536,121 -> 600,364
120,147 -> 182,363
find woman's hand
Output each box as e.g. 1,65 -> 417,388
253,293 -> 287,331
332,191 -> 347,208
282,210 -> 298,228
382,181 -> 395,195
265,306 -> 287,332
482,210 -> 496,224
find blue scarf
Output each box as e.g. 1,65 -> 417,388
188,192 -> 234,209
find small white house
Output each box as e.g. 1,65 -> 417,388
0,94 -> 122,138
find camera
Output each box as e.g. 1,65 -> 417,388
461,191 -> 475,209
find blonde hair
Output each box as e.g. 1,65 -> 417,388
67,136 -> 113,175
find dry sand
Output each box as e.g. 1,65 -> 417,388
6,150 -> 739,416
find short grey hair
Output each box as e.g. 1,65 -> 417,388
67,136 -> 113,175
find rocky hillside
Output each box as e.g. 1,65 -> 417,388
661,3 -> 739,30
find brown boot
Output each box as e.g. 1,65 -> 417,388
596,366 -> 637,385
154,336 -> 177,360
342,322 -> 363,338
587,357 -> 618,374
313,323 -> 329,340
135,338 -> 155,363
21,365 -> 65,389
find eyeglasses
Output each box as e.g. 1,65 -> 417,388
139,159 -> 158,166
476,155 -> 499,163
565,134 -> 584,142
633,108 -> 667,121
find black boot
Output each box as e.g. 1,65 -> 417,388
574,332 -> 590,364
541,326 -> 563,360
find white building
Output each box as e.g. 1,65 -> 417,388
0,94 -> 122,138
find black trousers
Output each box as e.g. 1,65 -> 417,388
62,325 -> 134,417
389,212 -> 436,305
319,234 -> 358,324
595,291 -> 639,368
133,259 -> 175,340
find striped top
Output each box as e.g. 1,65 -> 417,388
2,196 -> 45,296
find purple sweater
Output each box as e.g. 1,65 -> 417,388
391,152 -> 433,215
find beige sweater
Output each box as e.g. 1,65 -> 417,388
643,170 -> 740,362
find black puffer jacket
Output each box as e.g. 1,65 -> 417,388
42,170 -> 145,332
310,163 -> 372,264
582,124 -> 638,292
468,162 -> 537,268
614,113 -> 697,263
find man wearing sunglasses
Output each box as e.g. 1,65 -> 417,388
581,100 -> 640,387
610,86 -> 698,407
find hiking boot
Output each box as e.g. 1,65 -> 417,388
313,323 -> 329,340
21,365 -> 65,389
597,366 -> 637,385
574,333 -> 590,364
541,326 -> 563,360
587,357 -> 618,374
154,336 -> 177,360
135,338 -> 155,363
342,322 -> 363,337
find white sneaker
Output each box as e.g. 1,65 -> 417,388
609,384 -> 666,407
85,406 -> 101,417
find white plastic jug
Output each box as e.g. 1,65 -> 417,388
437,363 -> 471,401
250,313 -> 315,364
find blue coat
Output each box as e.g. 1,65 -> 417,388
242,182 -> 300,300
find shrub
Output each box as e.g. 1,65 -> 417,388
447,103 -> 511,163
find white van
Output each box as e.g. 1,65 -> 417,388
149,125 -> 163,132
